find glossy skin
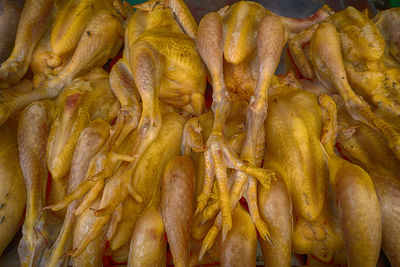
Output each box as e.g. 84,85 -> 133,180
48,0 -> 203,257
220,204 -> 257,267
289,8 -> 400,161
31,0 -> 116,85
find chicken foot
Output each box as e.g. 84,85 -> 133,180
198,16 -> 284,258
62,41 -> 164,258
40,119 -> 110,267
195,12 -> 273,242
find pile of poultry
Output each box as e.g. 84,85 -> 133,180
0,0 -> 399,266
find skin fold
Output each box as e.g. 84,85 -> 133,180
161,156 -> 195,267
0,8 -> 122,125
17,100 -> 54,267
292,209 -> 345,263
0,0 -> 54,88
288,8 -> 400,161
220,204 -> 257,267
40,119 -> 110,267
0,0 -> 22,62
319,95 -> 382,267
128,205 -> 166,267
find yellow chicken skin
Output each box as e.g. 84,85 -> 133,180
264,87 -> 327,222
334,96 -> 400,267
289,18 -> 400,161
0,116 -> 26,257
46,0 -> 204,256
31,0 -> 118,86
0,0 -> 22,63
0,6 -> 122,125
194,10 -> 283,258
319,95 -> 381,267
17,100 -> 54,267
40,119 -> 110,267
192,2 -> 332,257
0,0 -> 54,88
291,7 -> 400,115
117,0 -> 206,115
289,9 -> 400,161
46,69 -> 118,213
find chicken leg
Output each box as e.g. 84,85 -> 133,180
195,12 -> 273,243
310,22 -> 400,161
198,15 -> 284,257
0,0 -> 54,88
18,100 -> 54,267
0,9 -> 122,125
